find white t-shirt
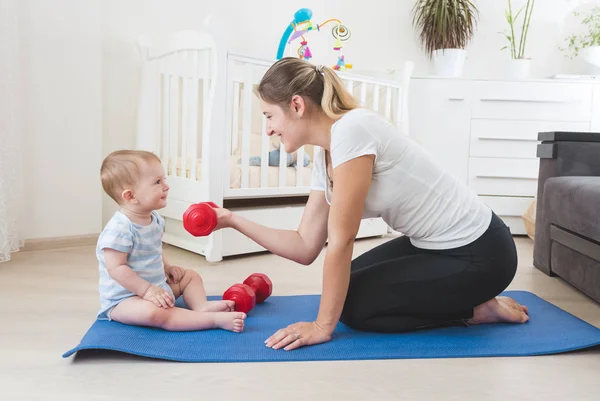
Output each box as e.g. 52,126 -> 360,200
311,108 -> 492,250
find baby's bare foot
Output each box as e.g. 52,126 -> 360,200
201,300 -> 235,312
214,312 -> 246,332
468,297 -> 529,325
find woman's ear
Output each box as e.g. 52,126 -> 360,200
290,95 -> 305,118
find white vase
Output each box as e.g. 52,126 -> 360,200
431,49 -> 466,77
507,58 -> 531,80
581,46 -> 600,75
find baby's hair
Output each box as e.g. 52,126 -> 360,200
100,150 -> 161,204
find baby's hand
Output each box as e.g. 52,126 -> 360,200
166,265 -> 185,284
142,285 -> 174,308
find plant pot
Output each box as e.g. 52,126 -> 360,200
581,46 -> 600,75
432,49 -> 466,77
507,58 -> 531,80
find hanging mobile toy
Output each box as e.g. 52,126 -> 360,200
276,8 -> 352,69
331,24 -> 352,71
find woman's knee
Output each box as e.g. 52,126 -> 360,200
339,292 -> 366,330
340,306 -> 371,331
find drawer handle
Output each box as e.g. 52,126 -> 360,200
476,174 -> 537,180
448,97 -> 465,101
477,137 -> 539,142
479,98 -> 578,104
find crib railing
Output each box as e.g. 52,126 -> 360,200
137,32 -> 410,201
137,30 -> 222,204
224,55 -> 309,198
223,54 -> 407,199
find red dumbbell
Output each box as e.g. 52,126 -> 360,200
183,202 -> 219,237
222,273 -> 273,314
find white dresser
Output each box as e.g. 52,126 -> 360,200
409,77 -> 600,235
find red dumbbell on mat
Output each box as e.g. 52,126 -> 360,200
183,202 -> 219,237
222,273 -> 273,314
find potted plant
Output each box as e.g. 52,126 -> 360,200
411,0 -> 479,77
560,6 -> 600,74
501,0 -> 535,79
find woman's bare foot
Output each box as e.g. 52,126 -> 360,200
213,312 -> 246,332
468,297 -> 529,325
497,296 -> 529,315
200,300 -> 235,312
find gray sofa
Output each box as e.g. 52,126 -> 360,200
533,131 -> 600,304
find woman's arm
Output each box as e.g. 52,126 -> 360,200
315,154 -> 374,331
265,154 -> 375,350
224,189 -> 330,265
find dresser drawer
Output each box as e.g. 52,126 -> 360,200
478,196 -> 532,235
470,120 -> 590,158
478,196 -> 533,216
472,81 -> 593,121
468,158 -> 539,197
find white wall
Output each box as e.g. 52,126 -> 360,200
17,0 -> 599,237
101,0 -> 599,224
20,0 -> 103,239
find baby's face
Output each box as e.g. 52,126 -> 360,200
134,159 -> 169,211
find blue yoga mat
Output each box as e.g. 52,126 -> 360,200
63,291 -> 600,362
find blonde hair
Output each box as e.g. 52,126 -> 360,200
100,150 -> 161,204
257,57 -> 359,120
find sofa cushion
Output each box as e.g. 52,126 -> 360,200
543,177 -> 600,244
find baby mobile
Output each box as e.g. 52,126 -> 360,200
276,8 -> 352,71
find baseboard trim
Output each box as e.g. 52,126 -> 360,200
21,234 -> 99,253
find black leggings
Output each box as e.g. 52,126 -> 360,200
339,212 -> 518,333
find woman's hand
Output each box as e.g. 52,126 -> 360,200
213,206 -> 234,231
265,321 -> 333,351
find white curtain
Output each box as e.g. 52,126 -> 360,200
0,0 -> 22,263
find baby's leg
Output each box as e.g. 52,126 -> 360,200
110,296 -> 245,332
170,270 -> 235,312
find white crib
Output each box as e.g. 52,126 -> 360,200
135,20 -> 413,262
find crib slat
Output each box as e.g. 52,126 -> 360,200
360,82 -> 367,106
180,52 -> 189,178
232,82 -> 240,165
296,146 -> 305,187
372,84 -> 380,114
200,49 -> 211,181
169,54 -> 180,179
346,80 -> 353,95
224,58 -> 234,191
385,86 -> 392,119
189,50 -> 199,181
279,141 -> 287,187
260,115 -> 269,187
160,60 -> 170,174
241,65 -> 252,189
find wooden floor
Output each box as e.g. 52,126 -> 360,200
1,235 -> 599,401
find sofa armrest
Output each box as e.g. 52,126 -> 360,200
536,131 -> 600,198
534,131 -> 600,275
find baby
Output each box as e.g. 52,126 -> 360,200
96,149 -> 246,332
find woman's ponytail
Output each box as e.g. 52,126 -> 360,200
258,57 -> 358,120
320,66 -> 359,120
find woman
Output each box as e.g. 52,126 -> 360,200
214,57 -> 529,351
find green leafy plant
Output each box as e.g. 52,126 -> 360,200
411,0 -> 479,59
501,0 -> 535,59
560,6 -> 600,59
